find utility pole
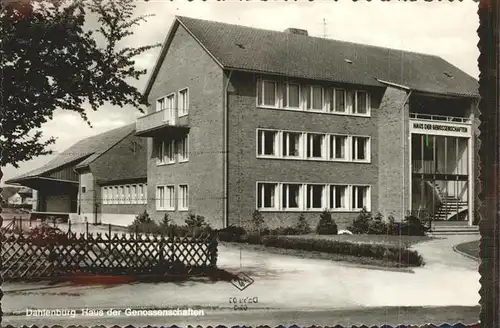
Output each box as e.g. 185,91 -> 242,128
323,18 -> 327,38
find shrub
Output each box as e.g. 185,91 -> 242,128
367,212 -> 387,235
250,210 -> 265,233
216,226 -> 246,242
295,214 -> 312,234
262,236 -> 424,267
185,213 -> 208,228
398,215 -> 428,236
128,211 -> 159,234
347,207 -> 372,234
316,210 -> 338,235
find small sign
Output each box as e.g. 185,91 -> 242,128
230,272 -> 254,291
412,122 -> 468,133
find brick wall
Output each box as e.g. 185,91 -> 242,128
377,87 -> 410,219
146,24 -> 225,228
226,71 -> 383,230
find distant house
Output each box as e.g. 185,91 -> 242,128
6,124 -> 147,226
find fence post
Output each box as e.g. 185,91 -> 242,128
86,221 -> 89,238
108,224 -> 112,256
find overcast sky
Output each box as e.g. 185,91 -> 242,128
2,1 -> 480,185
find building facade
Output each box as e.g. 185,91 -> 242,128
136,16 -> 480,230
7,124 -> 148,226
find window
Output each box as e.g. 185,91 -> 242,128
157,141 -> 165,165
112,187 -> 118,204
329,135 -> 347,160
327,88 -> 346,113
81,186 -> 86,193
306,184 -> 325,209
131,185 -> 137,204
157,98 -> 166,112
352,136 -> 370,161
156,186 -> 165,210
178,185 -> 189,210
257,80 -> 277,107
329,185 -> 347,210
307,133 -> 325,159
283,83 -> 300,109
125,185 -> 130,204
282,132 -> 302,157
352,186 -> 370,210
306,86 -> 324,111
257,130 -> 278,156
282,184 -> 302,209
178,135 -> 189,162
165,140 -> 175,163
119,186 -> 124,204
257,183 -> 278,209
102,187 -> 108,205
166,186 -> 175,210
179,89 -> 189,116
352,91 -> 369,115
138,185 -> 144,204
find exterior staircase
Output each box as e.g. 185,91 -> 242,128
428,184 -> 478,235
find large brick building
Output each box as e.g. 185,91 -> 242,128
136,16 -> 479,230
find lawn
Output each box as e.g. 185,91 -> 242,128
283,233 -> 434,248
455,240 -> 480,259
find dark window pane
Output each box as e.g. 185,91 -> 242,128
263,81 -> 276,106
356,91 -> 367,114
289,84 -> 300,107
335,89 -> 346,112
263,131 -> 276,155
312,87 -> 323,110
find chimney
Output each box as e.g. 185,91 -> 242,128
284,28 -> 308,36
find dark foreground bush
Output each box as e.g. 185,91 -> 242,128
262,236 -> 424,267
216,226 -> 246,242
316,210 -> 338,235
347,209 -> 428,236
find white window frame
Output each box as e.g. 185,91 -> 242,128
178,88 -> 189,117
282,131 -> 303,158
351,90 -> 371,116
178,184 -> 189,211
156,140 -> 165,165
327,88 -> 347,114
165,185 -> 175,210
328,184 -> 349,211
305,85 -> 325,112
124,185 -> 131,204
351,135 -> 371,162
351,185 -> 371,211
281,183 -> 303,211
156,185 -> 166,210
102,187 -> 108,205
178,135 -> 189,162
164,140 -> 176,164
329,134 -> 349,161
305,183 -> 326,211
130,184 -> 137,205
118,186 -> 124,204
306,133 -> 327,160
256,182 -> 280,211
256,129 -> 280,158
256,79 -> 279,108
143,184 -> 148,204
282,82 -> 301,110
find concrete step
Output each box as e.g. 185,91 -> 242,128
429,230 -> 480,236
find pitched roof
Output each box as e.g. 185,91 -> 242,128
145,16 -> 478,98
6,123 -> 136,183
